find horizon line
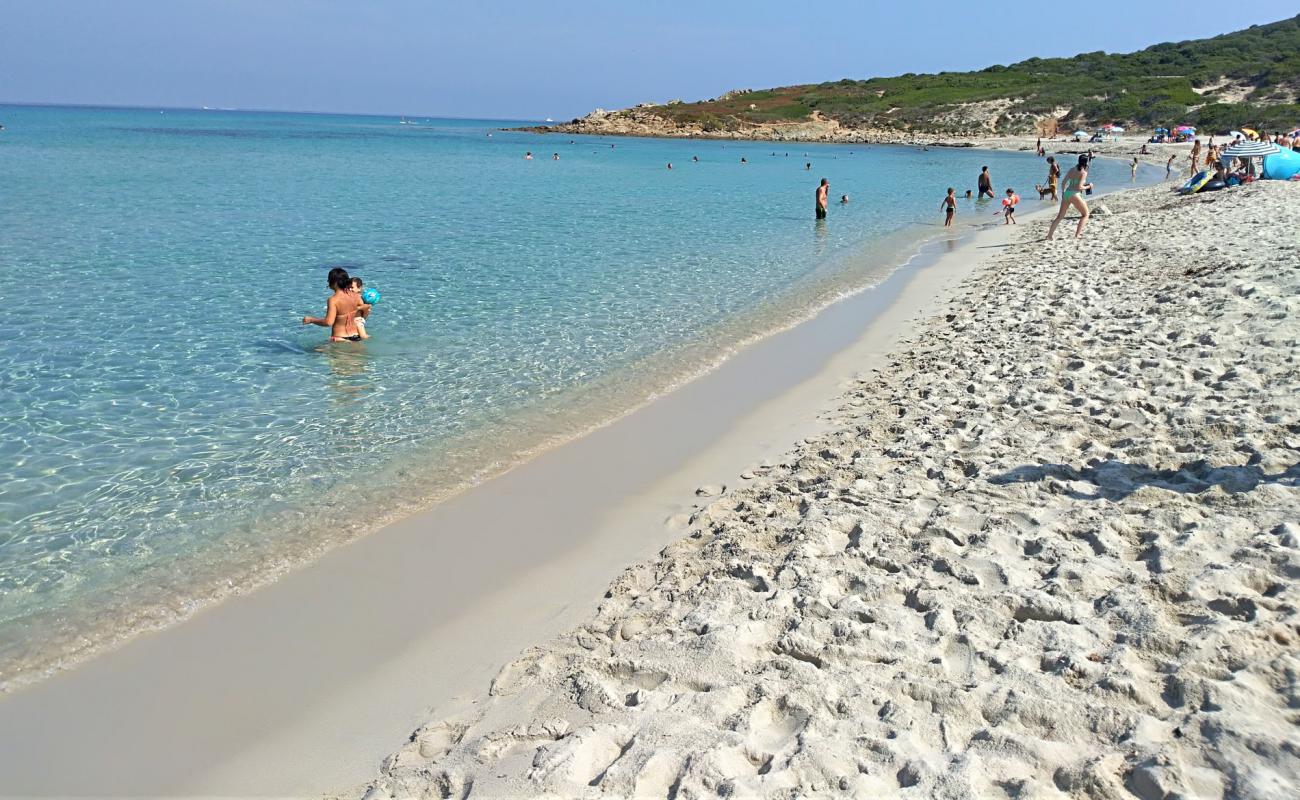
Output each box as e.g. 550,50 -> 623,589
0,99 -> 543,124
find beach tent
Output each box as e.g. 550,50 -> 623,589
1262,147 -> 1300,180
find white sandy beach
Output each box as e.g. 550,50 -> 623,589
356,181 -> 1300,799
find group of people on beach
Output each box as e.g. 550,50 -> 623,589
933,156 -> 1092,238
302,267 -> 373,342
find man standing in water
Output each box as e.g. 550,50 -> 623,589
815,178 -> 829,219
978,166 -> 994,199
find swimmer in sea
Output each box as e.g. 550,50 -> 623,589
347,276 -> 372,339
525,151 -> 533,160
840,194 -> 849,204
303,267 -> 365,342
815,178 -> 829,220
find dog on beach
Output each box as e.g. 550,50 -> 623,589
1033,183 -> 1055,199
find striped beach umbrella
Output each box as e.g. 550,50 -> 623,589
1221,141 -> 1280,159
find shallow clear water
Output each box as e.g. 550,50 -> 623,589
0,104 -> 1148,684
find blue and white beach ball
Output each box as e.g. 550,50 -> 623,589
361,287 -> 381,305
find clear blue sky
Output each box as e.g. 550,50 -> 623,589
0,1 -> 1286,120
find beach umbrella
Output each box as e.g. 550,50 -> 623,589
1110,126 -> 1125,133
1229,130 -> 1245,139
1221,140 -> 1280,159
1154,127 -> 1168,133
1073,130 -> 1088,137
1241,127 -> 1258,139
1221,140 -> 1281,177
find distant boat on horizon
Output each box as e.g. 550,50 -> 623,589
545,117 -> 554,122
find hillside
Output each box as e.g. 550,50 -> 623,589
539,16 -> 1300,140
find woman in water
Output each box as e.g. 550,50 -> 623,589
303,267 -> 364,342
1046,155 -> 1090,240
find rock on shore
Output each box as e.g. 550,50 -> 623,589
356,181 -> 1300,799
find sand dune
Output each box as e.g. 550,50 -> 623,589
356,181 -> 1300,799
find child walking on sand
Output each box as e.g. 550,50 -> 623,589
1001,188 -> 1019,224
941,187 -> 956,227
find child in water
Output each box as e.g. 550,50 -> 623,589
1001,188 -> 1019,224
348,276 -> 372,339
940,187 -> 956,227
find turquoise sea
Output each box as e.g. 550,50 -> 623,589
0,104 -> 1152,685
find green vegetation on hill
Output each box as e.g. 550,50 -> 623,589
648,15 -> 1300,135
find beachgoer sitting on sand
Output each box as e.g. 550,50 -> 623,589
303,267 -> 365,342
1047,155 -> 1090,240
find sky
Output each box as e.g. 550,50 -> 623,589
0,1 -> 1289,120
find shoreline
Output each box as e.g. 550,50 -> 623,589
0,138 -> 1134,696
361,179 -> 1300,799
523,125 -> 1198,177
0,171 -> 1081,796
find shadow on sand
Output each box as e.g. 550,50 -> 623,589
989,458 -> 1300,501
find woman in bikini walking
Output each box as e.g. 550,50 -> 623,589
1046,155 -> 1090,240
303,267 -> 364,342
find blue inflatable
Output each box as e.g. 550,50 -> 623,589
1262,147 -> 1300,181
1179,171 -> 1211,194
361,287 -> 381,305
